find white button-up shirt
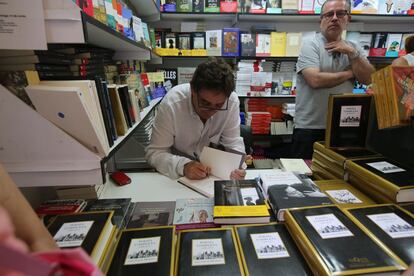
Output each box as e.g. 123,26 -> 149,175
146,83 -> 245,179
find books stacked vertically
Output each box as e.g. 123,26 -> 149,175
83,198 -> 134,229
47,211 -> 117,269
261,171 -> 332,221
213,179 -> 270,224
106,226 -> 175,276
234,223 -> 312,275
175,228 -> 244,276
346,157 -> 414,203
345,204 -> 414,268
173,198 -> 215,230
372,66 -> 414,129
315,179 -> 376,208
312,141 -> 380,180
284,205 -> 406,275
246,112 -> 272,134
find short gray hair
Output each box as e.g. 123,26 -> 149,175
320,0 -> 351,14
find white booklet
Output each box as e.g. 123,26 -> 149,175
178,146 -> 245,197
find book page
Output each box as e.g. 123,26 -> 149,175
199,146 -> 244,180
178,175 -> 221,198
368,213 -> 414,239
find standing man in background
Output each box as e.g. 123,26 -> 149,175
292,0 -> 374,159
146,57 -> 247,180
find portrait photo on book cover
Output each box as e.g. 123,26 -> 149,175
282,183 -> 327,199
192,238 -> 225,266
241,187 -> 260,206
124,236 -> 161,265
128,212 -> 170,228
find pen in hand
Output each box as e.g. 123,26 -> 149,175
193,152 -> 210,178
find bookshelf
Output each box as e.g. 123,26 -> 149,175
161,12 -> 237,21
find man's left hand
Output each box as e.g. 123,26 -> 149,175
325,40 -> 355,55
230,169 -> 246,180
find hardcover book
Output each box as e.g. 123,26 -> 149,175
214,179 -> 270,224
325,94 -> 372,149
173,198 -> 215,230
47,211 -> 116,267
206,30 -> 222,56
234,223 -> 312,275
191,32 -> 206,50
222,28 -> 240,56
346,204 -> 414,267
205,0 -> 220,12
346,157 -> 414,203
83,198 -> 133,229
267,174 -> 332,221
241,33 -> 256,57
127,201 -> 175,229
285,206 -> 405,275
175,228 -> 244,276
314,179 -> 375,208
178,33 -> 192,50
106,226 -> 175,276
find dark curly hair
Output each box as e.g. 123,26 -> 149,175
405,35 -> 414,53
190,57 -> 235,97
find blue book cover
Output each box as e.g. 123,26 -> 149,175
222,28 -> 240,56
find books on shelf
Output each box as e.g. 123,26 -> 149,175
204,0 -> 220,12
173,198 -> 215,230
285,205 -> 406,276
346,157 -> 414,203
270,32 -> 286,57
222,28 -> 241,56
47,211 -> 117,268
206,30 -> 222,56
345,204 -> 414,267
234,223 -> 312,275
106,226 -> 175,275
127,201 -> 176,228
175,228 -> 244,275
213,179 -> 270,224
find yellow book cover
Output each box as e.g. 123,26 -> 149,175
270,32 -> 286,57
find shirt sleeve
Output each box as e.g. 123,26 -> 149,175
219,95 -> 246,154
296,39 -> 320,74
145,102 -> 192,179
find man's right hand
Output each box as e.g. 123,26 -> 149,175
184,161 -> 211,180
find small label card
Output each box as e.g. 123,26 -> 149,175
53,221 -> 94,247
366,161 -> 405,174
306,214 -> 354,239
339,105 -> 362,127
326,189 -> 363,204
124,236 -> 161,265
250,232 -> 290,259
368,213 -> 414,239
241,188 -> 260,206
192,238 -> 225,266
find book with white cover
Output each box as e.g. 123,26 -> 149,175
39,80 -> 109,153
26,85 -> 108,157
206,30 -> 222,56
280,158 -> 312,175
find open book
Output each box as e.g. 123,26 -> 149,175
177,146 -> 245,197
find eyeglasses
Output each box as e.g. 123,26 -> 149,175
196,92 -> 229,111
320,9 -> 348,20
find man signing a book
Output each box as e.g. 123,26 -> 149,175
292,0 -> 374,159
146,57 -> 247,180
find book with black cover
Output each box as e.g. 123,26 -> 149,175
156,68 -> 178,92
191,32 -> 206,49
94,77 -> 117,145
235,223 -> 312,275
346,204 -> 414,266
127,201 -> 176,229
83,198 -> 133,229
47,211 -> 116,267
347,157 -> 414,203
285,206 -> 405,275
106,226 -> 175,276
241,33 -> 256,57
325,94 -> 372,149
178,33 -> 192,50
175,228 -> 244,276
214,179 -> 270,224
267,175 -> 332,221
117,85 -> 134,127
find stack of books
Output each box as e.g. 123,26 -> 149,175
246,112 -> 272,134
